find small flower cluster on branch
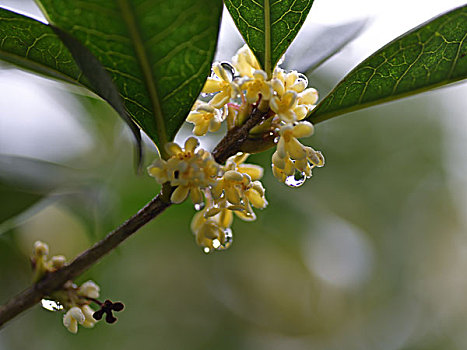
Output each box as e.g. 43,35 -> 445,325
148,45 -> 324,252
31,241 -> 123,334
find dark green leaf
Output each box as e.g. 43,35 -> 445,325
0,7 -> 89,87
308,5 -> 467,124
0,7 -> 142,166
224,0 -> 314,76
36,0 -> 223,149
283,19 -> 367,73
51,26 -> 143,168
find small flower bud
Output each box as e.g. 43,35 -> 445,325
50,255 -> 66,269
33,241 -> 49,257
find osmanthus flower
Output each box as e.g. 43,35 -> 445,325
211,153 -> 268,220
269,88 -> 301,123
272,122 -> 325,183
148,137 -> 219,204
63,306 -> 86,334
268,68 -> 319,122
239,69 -> 272,104
202,62 -> 240,108
232,44 -> 261,78
191,203 -> 233,252
186,100 -> 225,136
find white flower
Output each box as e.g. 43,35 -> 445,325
63,307 -> 85,334
186,101 -> 225,136
81,305 -> 98,328
77,280 -> 100,299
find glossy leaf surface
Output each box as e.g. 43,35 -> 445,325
0,7 -> 142,163
36,0 -> 223,147
0,7 -> 89,87
224,0 -> 314,75
309,5 -> 467,123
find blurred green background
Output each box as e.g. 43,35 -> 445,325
1,1 -> 467,349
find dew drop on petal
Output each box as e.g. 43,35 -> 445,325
285,170 -> 306,188
212,239 -> 221,249
222,228 -> 233,250
41,299 -> 63,312
194,202 -> 205,211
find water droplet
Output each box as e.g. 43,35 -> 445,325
194,202 -> 205,211
285,170 -> 306,188
274,136 -> 280,144
212,239 -> 221,249
41,299 -> 63,312
222,228 -> 233,249
203,247 -> 211,254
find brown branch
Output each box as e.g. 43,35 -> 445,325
0,106 -> 270,329
212,105 -> 270,164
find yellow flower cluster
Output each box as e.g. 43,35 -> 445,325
191,153 -> 268,252
149,45 -> 325,252
148,137 -> 219,204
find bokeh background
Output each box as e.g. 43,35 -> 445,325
1,0 -> 467,349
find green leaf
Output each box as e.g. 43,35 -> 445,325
35,0 -> 223,149
224,0 -> 314,76
0,8 -> 142,166
283,19 -> 367,73
308,5 -> 467,124
0,7 -> 89,87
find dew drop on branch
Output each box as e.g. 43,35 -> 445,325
41,299 -> 63,312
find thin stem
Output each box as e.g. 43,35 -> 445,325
0,104 -> 270,329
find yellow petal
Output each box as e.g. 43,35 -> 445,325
189,187 -> 203,204
299,88 -> 318,105
224,170 -> 244,182
272,151 -> 286,169
234,208 -> 256,222
191,210 -> 206,233
271,78 -> 285,96
286,137 -> 307,160
193,122 -> 210,136
292,121 -> 314,138
184,137 -> 199,152
283,91 -> 298,109
203,78 -> 224,93
225,186 -> 241,205
246,189 -> 267,209
171,185 -> 190,204
210,91 -> 230,108
238,164 -> 264,180
165,142 -> 182,156
218,209 -> 233,229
